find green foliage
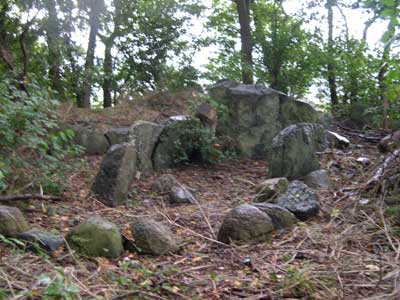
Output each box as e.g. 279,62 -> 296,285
36,268 -> 80,300
0,75 -> 83,194
170,119 -> 221,164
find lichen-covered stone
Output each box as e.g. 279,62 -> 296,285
253,177 -> 289,202
91,143 -> 136,207
129,121 -> 163,176
131,218 -> 179,255
208,80 -> 319,158
0,205 -> 29,237
66,217 -> 123,258
273,180 -> 320,221
303,170 -> 331,189
267,123 -> 327,179
217,204 -> 274,244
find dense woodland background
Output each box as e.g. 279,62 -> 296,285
0,0 -> 399,198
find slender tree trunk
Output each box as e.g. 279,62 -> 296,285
44,0 -> 64,99
235,0 -> 253,84
81,2 -> 102,109
103,37 -> 113,108
327,0 -> 338,107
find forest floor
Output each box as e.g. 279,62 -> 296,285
1,127 -> 399,300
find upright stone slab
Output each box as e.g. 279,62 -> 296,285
208,80 -> 319,158
266,123 -> 327,179
129,121 -> 163,175
91,143 -> 136,207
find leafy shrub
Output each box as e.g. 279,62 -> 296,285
170,119 -> 221,164
0,76 -> 82,194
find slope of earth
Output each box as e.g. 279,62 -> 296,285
58,89 -> 202,131
1,127 -> 399,299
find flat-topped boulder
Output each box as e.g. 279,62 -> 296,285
208,80 -> 319,158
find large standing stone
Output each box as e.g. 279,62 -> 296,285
131,218 -> 179,255
66,217 -> 123,258
273,180 -> 320,221
91,143 -> 136,207
72,125 -> 109,155
208,80 -> 319,158
266,123 -> 327,179
253,177 -> 289,202
129,121 -> 163,175
217,204 -> 275,244
0,205 -> 29,237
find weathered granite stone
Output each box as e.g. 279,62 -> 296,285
91,143 -> 136,207
131,218 -> 179,255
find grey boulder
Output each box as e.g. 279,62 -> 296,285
303,170 -> 331,189
91,143 -> 137,207
131,218 -> 179,256
266,123 -> 327,179
217,204 -> 275,244
208,80 -> 319,158
273,180 -> 320,221
17,229 -> 63,253
72,125 -> 109,155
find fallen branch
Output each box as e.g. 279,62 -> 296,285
0,194 -> 62,202
366,148 -> 400,188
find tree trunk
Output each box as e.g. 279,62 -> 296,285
327,0 -> 338,107
103,37 -> 113,108
235,0 -> 253,84
80,2 -> 102,109
44,0 -> 64,100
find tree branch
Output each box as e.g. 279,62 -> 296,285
0,194 -> 62,202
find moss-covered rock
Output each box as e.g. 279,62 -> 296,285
66,217 -> 123,258
0,205 -> 29,237
131,218 -> 179,256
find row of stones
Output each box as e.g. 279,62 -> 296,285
0,169 -> 329,256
